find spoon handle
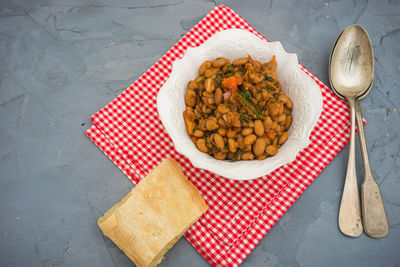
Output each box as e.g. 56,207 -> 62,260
338,97 -> 363,237
355,100 -> 389,238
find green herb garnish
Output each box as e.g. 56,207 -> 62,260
264,74 -> 275,82
214,74 -> 223,88
240,112 -> 251,124
237,65 -> 245,74
226,101 -> 234,109
195,76 -> 204,83
247,72 -> 252,82
230,149 -> 242,162
237,92 -> 265,120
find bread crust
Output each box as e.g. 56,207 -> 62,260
98,158 -> 207,267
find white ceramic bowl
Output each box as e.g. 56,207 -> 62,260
157,29 -> 322,180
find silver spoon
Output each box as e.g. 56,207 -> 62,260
329,25 -> 388,238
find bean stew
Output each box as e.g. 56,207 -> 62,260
183,55 -> 293,161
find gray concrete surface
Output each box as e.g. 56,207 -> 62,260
0,0 -> 399,266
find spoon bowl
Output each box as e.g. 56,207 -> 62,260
329,25 -> 374,98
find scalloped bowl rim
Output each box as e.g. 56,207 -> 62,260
157,29 -> 322,180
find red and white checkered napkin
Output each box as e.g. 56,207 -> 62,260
86,5 -> 353,266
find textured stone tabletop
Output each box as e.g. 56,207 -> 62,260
0,0 -> 399,266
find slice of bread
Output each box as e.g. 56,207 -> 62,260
98,158 -> 208,267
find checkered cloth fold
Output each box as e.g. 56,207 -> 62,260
86,6 -> 353,266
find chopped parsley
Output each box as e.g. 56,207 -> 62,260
264,74 -> 275,82
226,101 -> 234,109
237,65 -> 245,74
265,87 -> 275,93
195,76 -> 204,83
240,112 -> 251,123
